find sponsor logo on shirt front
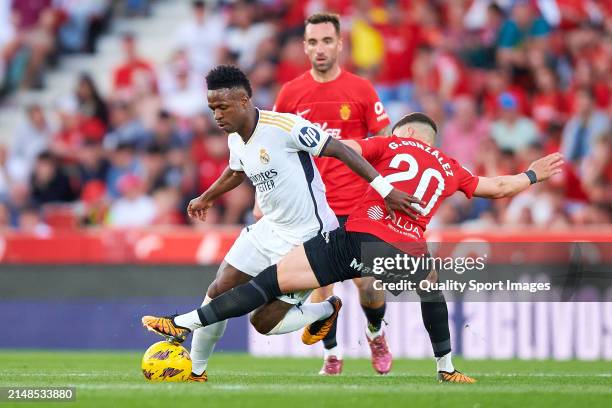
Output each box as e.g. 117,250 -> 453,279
387,216 -> 422,239
248,169 -> 278,193
367,205 -> 385,220
314,122 -> 341,139
366,205 -> 422,239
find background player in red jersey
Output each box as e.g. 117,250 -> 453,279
145,112 -> 563,383
270,12 -> 393,376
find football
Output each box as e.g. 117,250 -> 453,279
141,341 -> 192,382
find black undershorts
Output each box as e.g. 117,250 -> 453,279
303,225 -> 429,287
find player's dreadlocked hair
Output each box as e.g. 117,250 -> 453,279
392,112 -> 438,135
305,12 -> 341,35
206,65 -> 252,97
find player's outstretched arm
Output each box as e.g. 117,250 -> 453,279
340,139 -> 362,154
473,153 -> 563,199
187,166 -> 245,222
321,138 -> 423,220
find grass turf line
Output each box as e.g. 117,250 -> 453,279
0,351 -> 610,408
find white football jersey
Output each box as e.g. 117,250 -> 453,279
228,110 -> 338,244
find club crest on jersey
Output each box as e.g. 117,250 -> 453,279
259,148 -> 270,164
339,104 -> 351,121
298,126 -> 321,148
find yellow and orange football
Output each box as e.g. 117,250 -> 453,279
141,341 -> 192,382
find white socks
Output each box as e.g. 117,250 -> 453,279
365,325 -> 382,340
323,345 -> 342,360
266,302 -> 334,335
174,310 -> 202,331
436,351 -> 455,373
176,297 -> 335,374
188,296 -> 227,375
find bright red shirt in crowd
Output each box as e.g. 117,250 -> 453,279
566,82 -> 610,111
112,59 -> 156,92
274,70 -> 391,215
345,135 -> 478,245
276,59 -> 310,85
191,137 -> 228,192
374,23 -> 422,84
555,0 -> 595,29
531,91 -> 568,130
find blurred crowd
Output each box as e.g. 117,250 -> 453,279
0,0 -> 610,234
0,0 -> 153,95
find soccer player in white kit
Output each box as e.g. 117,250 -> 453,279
181,65 -> 420,382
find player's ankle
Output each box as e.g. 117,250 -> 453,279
191,365 -> 207,376
366,324 -> 382,340
435,351 -> 454,373
324,345 -> 342,360
173,311 -> 200,331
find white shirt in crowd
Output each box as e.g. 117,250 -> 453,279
173,13 -> 226,75
108,195 -> 157,227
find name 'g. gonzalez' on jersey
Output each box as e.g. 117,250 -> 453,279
228,109 -> 338,244
345,135 -> 479,246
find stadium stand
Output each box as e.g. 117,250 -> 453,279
0,0 -> 610,233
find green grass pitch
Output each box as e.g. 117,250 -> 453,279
0,351 -> 610,407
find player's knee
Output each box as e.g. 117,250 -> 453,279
357,279 -> 384,307
206,281 -> 220,299
417,270 -> 443,301
311,286 -> 333,302
360,296 -> 384,309
212,277 -> 238,297
207,277 -> 236,298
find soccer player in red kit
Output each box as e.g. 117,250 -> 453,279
272,12 -> 392,375
144,112 -> 564,382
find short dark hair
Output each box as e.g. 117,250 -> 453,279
157,109 -> 172,120
305,12 -> 341,35
206,65 -> 252,97
37,150 -> 55,162
392,112 -> 438,135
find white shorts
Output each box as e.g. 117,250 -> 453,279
224,218 -> 314,305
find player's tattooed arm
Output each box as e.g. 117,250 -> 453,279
474,153 -> 563,199
321,138 -> 423,220
187,166 -> 245,221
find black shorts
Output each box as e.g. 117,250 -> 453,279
303,226 -> 430,287
336,215 -> 348,228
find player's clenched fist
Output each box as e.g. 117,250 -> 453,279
187,196 -> 213,222
528,153 -> 564,182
